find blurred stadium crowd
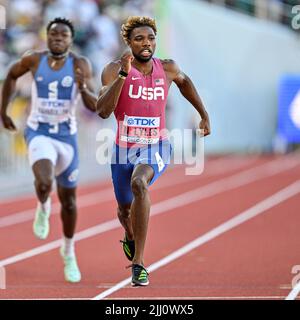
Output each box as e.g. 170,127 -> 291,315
0,0 -> 298,82
0,0 -> 298,194
0,0 -> 155,82
0,0 -> 154,183
0,0 -> 298,100
204,0 -> 300,27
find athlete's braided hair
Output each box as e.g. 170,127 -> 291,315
121,16 -> 157,45
47,17 -> 75,38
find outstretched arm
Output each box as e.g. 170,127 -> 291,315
0,52 -> 36,131
74,57 -> 97,112
164,60 -> 211,136
96,51 -> 133,119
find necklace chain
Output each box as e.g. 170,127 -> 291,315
48,51 -> 68,68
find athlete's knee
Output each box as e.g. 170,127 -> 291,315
61,197 -> 77,214
131,176 -> 148,199
35,178 -> 52,195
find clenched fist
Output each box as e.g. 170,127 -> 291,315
1,113 -> 17,131
120,51 -> 134,74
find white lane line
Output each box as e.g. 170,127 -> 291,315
0,219 -> 120,267
0,189 -> 115,228
0,296 -> 287,300
150,157 -> 299,216
92,180 -> 300,300
0,298 -> 91,300
0,157 -> 297,269
104,296 -> 287,300
286,282 -> 300,300
0,156 -> 257,228
153,156 -> 259,189
0,156 -> 238,206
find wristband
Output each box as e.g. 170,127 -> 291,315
118,74 -> 126,80
119,70 -> 128,78
79,83 -> 87,92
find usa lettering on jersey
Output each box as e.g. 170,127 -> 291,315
129,85 -> 164,100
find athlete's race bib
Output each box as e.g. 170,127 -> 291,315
120,115 -> 160,144
37,98 -> 71,122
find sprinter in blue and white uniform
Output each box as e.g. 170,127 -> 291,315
0,18 -> 97,283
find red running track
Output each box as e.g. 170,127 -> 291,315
0,155 -> 299,300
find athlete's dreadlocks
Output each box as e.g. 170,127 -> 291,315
121,16 -> 157,45
47,17 -> 75,38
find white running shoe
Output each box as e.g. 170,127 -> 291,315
60,247 -> 81,283
33,199 -> 51,240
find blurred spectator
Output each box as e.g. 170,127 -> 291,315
86,10 -> 119,77
203,0 -> 300,29
2,0 -> 297,108
1,0 -> 298,88
0,0 -> 155,83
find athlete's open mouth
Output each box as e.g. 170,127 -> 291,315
140,49 -> 152,57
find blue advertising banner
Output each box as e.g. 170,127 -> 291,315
278,75 -> 300,143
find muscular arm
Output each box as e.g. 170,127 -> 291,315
0,52 -> 37,130
74,56 -> 97,112
163,60 -> 211,136
96,62 -> 125,119
96,51 -> 133,119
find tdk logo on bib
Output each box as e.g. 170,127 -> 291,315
41,100 -> 65,108
124,115 -> 160,128
129,85 -> 164,100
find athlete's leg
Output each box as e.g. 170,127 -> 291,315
32,159 -> 54,239
130,163 -> 154,265
111,159 -> 136,254
57,184 -> 81,282
54,133 -> 79,246
118,203 -> 134,240
32,159 -> 54,204
57,185 -> 77,240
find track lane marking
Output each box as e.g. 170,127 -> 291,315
0,158 -> 298,270
0,157 -> 229,205
92,180 -> 300,300
0,157 -> 259,228
286,281 -> 300,300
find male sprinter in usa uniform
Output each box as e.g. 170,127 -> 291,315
96,16 -> 210,286
0,18 -> 97,282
